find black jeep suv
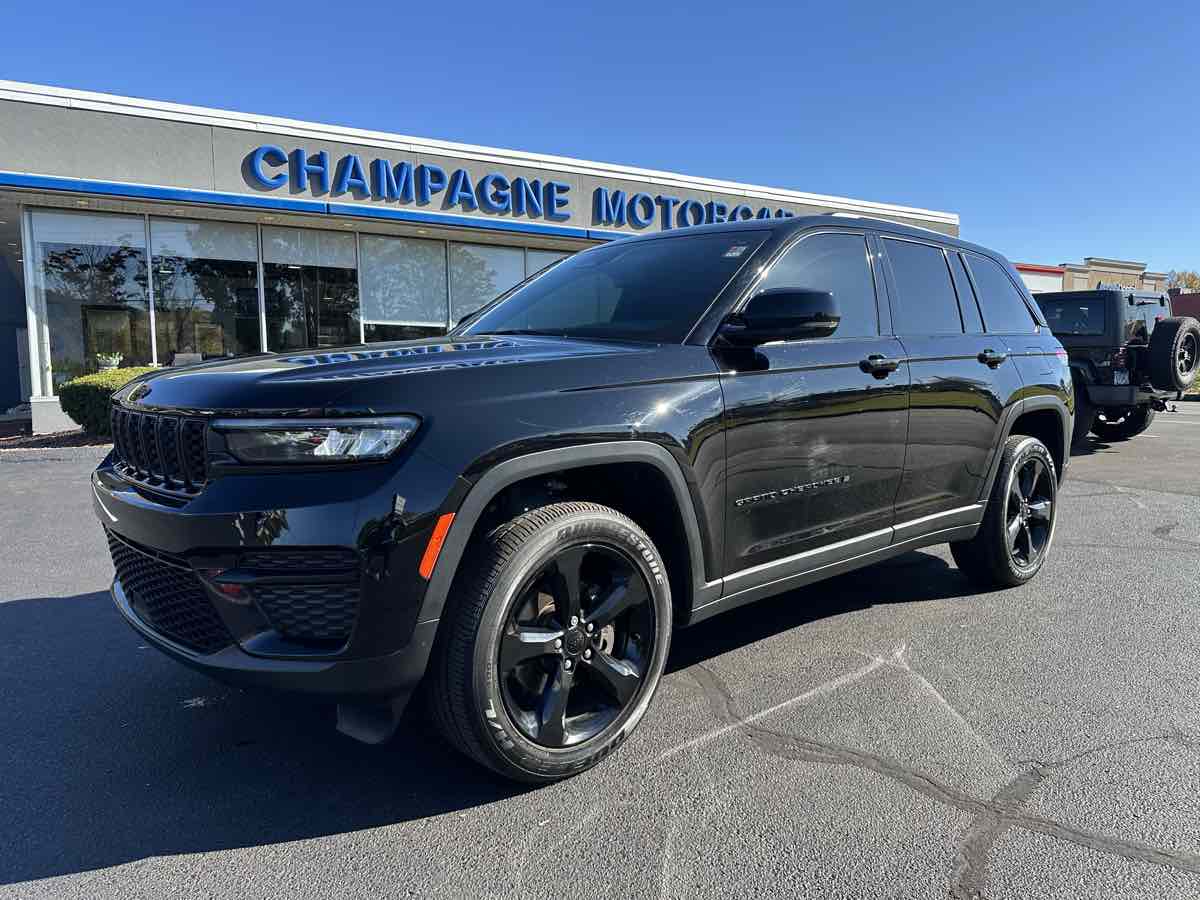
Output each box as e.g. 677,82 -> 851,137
1033,288 -> 1200,446
93,216 -> 1071,782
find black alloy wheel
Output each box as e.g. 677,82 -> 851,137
1179,332 -> 1198,384
499,543 -> 655,748
427,501 -> 672,783
1005,455 -> 1054,569
950,434 -> 1058,589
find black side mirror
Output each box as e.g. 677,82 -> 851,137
718,288 -> 840,347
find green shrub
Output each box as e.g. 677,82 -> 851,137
58,367 -> 158,435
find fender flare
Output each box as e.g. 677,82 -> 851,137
978,396 -> 1072,503
416,441 -> 717,627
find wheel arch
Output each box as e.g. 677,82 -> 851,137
417,442 -> 717,630
980,397 -> 1071,503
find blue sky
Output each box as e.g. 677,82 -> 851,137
3,1 -> 1197,272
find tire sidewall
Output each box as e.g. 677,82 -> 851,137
469,510 -> 672,781
1151,318 -> 1200,392
1174,325 -> 1200,390
995,437 -> 1057,584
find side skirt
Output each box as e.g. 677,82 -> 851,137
688,518 -> 980,627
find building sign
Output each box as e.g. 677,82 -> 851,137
245,145 -> 796,232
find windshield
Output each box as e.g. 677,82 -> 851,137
1037,298 -> 1107,336
455,231 -> 767,343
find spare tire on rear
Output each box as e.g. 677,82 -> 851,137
1148,316 -> 1200,392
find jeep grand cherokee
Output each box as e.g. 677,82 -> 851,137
94,216 -> 1071,782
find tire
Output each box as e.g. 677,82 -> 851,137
1090,405 -> 1156,442
1147,316 -> 1200,392
1071,376 -> 1096,449
950,435 -> 1058,589
426,501 -> 672,783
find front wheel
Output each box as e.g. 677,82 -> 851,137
951,435 -> 1058,589
427,502 -> 672,783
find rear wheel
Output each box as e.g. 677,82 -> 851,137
951,435 -> 1058,589
1147,316 -> 1200,392
1091,405 -> 1156,441
427,502 -> 671,783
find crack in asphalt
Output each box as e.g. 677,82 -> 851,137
683,662 -> 1200,895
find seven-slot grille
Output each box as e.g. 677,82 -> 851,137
106,530 -> 232,654
110,406 -> 208,495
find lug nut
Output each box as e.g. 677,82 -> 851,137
586,622 -> 594,633
584,649 -> 592,659
570,615 -> 578,626
564,659 -> 573,671
554,638 -> 563,649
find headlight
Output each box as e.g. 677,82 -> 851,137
213,416 -> 420,464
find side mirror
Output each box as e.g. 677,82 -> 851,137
718,288 -> 840,347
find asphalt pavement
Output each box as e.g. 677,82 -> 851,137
3,405 -> 1199,899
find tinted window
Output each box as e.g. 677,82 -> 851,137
949,252 -> 984,334
758,233 -> 878,338
459,232 -> 766,343
1037,298 -> 1106,336
967,254 -> 1038,334
883,239 -> 962,335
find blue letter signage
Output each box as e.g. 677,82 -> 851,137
244,145 -> 796,232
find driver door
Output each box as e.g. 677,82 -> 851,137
717,230 -> 910,579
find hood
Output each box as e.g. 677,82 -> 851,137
117,335 -> 649,415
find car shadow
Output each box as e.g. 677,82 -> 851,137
0,549 -> 967,884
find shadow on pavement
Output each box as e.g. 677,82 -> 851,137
0,550 -> 969,884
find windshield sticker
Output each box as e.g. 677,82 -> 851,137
724,245 -> 749,258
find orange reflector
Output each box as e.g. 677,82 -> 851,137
419,513 -> 455,580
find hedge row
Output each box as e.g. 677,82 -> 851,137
58,367 -> 158,436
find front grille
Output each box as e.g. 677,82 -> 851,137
253,583 -> 360,644
106,531 -> 232,654
110,407 -> 208,496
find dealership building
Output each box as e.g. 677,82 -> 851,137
0,80 -> 959,433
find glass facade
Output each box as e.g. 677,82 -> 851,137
263,227 -> 360,351
0,197 -> 26,411
20,204 -> 581,396
449,243 -> 526,324
150,218 -> 260,363
30,210 -> 152,388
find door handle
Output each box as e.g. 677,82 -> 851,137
860,354 -> 900,378
978,349 -> 1008,368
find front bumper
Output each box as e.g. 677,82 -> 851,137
111,577 -> 438,697
92,445 -> 458,699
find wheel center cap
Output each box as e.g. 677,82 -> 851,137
565,629 -> 587,656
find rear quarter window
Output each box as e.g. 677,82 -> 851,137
966,253 -> 1039,334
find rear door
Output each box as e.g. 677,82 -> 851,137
880,237 -> 1022,527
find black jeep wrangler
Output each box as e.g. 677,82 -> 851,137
93,216 -> 1071,782
1033,288 -> 1200,446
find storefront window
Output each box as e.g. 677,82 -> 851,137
263,226 -> 359,351
29,210 -> 151,388
151,218 -> 261,363
360,234 -> 448,343
526,248 -> 570,277
0,198 -> 28,408
449,243 -> 526,324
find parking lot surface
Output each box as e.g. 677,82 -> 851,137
3,405 -> 1200,899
